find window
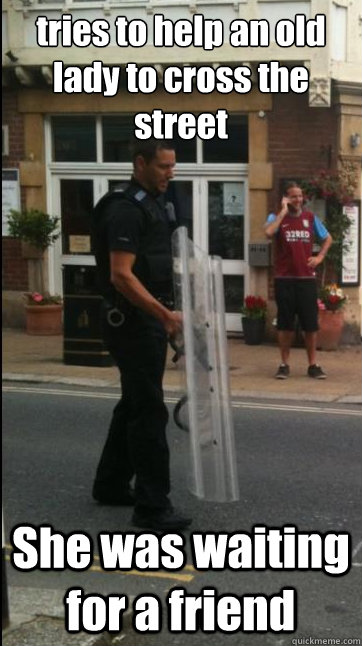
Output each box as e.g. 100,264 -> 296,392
52,116 -> 96,162
60,179 -> 94,254
203,115 -> 248,163
166,181 -> 193,237
103,115 -> 197,163
102,116 -> 134,162
224,275 -> 245,313
50,114 -> 247,164
170,133 -> 196,163
208,181 -> 245,260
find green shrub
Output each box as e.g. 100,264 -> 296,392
7,208 -> 60,250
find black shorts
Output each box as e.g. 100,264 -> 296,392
274,278 -> 319,332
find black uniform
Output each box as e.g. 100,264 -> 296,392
92,178 -> 177,514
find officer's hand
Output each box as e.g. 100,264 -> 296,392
164,310 -> 183,338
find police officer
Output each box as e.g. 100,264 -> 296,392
92,139 -> 192,532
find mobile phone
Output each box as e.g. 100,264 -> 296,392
283,194 -> 296,214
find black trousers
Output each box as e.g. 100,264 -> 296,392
93,308 -> 171,513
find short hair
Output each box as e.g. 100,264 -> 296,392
129,138 -> 175,164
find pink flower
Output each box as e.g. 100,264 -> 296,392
317,299 -> 326,310
32,292 -> 44,303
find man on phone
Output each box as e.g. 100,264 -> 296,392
265,181 -> 332,379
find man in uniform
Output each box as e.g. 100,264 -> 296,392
92,139 -> 191,531
265,181 -> 332,379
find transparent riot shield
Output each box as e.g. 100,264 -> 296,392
172,227 -> 239,502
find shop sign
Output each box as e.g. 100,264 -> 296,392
342,202 -> 360,286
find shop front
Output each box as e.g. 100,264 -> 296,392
47,112 -> 254,332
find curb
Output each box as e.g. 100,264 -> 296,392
230,389 -> 362,405
2,373 -> 361,405
2,373 -> 118,388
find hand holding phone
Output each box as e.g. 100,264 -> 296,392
281,196 -> 290,211
282,195 -> 298,215
279,196 -> 291,218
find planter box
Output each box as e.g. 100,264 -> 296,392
242,317 -> 265,345
317,309 -> 344,351
26,304 -> 63,335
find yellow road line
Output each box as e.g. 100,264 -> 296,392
91,564 -> 193,582
5,547 -> 195,583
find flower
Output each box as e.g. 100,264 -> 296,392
301,162 -> 358,205
318,284 -> 346,312
25,292 -> 62,306
241,295 -> 267,319
301,162 -> 358,283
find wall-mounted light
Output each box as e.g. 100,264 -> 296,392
5,50 -> 18,63
350,133 -> 361,149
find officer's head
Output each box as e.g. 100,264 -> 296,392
130,139 -> 176,194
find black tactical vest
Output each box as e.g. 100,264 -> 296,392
92,182 -> 177,308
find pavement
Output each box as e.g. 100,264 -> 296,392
2,327 -> 362,403
2,327 -> 361,645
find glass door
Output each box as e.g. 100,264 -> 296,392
60,178 -> 94,256
203,179 -> 248,332
107,176 -> 246,331
51,174 -> 247,331
51,176 -> 103,295
170,177 -> 247,331
165,180 -> 194,239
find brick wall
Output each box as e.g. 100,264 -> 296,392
268,93 -> 338,211
2,239 -> 28,290
2,90 -> 24,167
2,89 -> 28,291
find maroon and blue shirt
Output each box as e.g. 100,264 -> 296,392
266,210 -> 329,279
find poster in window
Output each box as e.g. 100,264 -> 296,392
223,183 -> 244,216
341,202 -> 360,286
2,169 -> 20,236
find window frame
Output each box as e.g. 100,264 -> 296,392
48,113 -> 248,165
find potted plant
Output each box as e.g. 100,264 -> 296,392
7,208 -> 63,335
301,161 -> 358,284
241,295 -> 267,345
317,284 -> 347,350
301,162 -> 358,350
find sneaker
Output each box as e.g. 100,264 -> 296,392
308,364 -> 327,379
275,364 -> 290,379
132,508 -> 192,532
